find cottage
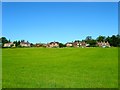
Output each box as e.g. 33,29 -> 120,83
4,42 -> 15,47
66,42 -> 73,47
20,41 -> 31,47
47,41 -> 59,48
73,41 -> 88,48
97,41 -> 110,47
73,41 -> 81,47
80,41 -> 87,47
66,41 -> 88,48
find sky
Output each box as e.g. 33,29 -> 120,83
2,0 -> 120,2
2,2 -> 118,44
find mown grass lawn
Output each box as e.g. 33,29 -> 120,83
2,47 -> 118,88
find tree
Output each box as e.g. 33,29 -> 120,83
30,43 -> 34,47
85,39 -> 97,47
110,35 -> 119,47
104,35 -> 120,47
18,40 -> 21,45
0,37 -> 8,47
74,40 -> 81,42
85,36 -> 92,43
21,40 -> 25,42
8,39 -> 11,43
96,36 -> 106,42
105,36 -> 111,42
0,38 -> 2,48
84,36 -> 97,47
13,40 -> 21,47
59,43 -> 65,48
88,39 -> 97,47
13,41 -> 18,47
116,34 -> 120,47
85,36 -> 92,41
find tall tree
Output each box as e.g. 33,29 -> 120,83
110,35 -> 119,47
13,41 -> 18,47
84,36 -> 96,47
105,36 -> 111,42
85,36 -> 92,41
59,43 -> 65,48
88,39 -> 97,47
96,36 -> 106,42
18,40 -> 21,45
0,37 -> 8,47
116,34 -> 120,47
13,40 -> 21,47
8,39 -> 11,43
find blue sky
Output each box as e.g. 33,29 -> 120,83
2,2 -> 118,44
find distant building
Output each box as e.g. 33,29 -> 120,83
47,41 -> 59,48
80,41 -> 87,47
4,42 -> 15,47
73,41 -> 80,47
66,42 -> 73,47
66,41 -> 89,48
20,41 -> 31,47
97,41 -> 110,47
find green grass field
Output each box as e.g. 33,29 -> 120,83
2,47 -> 118,88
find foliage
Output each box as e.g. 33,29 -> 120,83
0,37 -> 9,47
109,35 -> 120,47
85,35 -> 120,47
85,36 -> 92,41
105,35 -> 120,47
85,36 -> 96,47
88,39 -> 97,47
59,43 -> 66,48
96,36 -> 106,42
13,40 -> 21,47
30,43 -> 34,47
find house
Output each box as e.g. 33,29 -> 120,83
97,41 -> 110,47
80,41 -> 87,47
47,41 -> 59,48
66,42 -> 73,47
4,42 -> 15,47
20,41 -> 31,47
73,41 -> 87,48
66,41 -> 88,48
73,41 -> 81,47
73,41 -> 88,47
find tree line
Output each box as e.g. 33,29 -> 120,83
0,34 -> 120,48
84,35 -> 120,47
